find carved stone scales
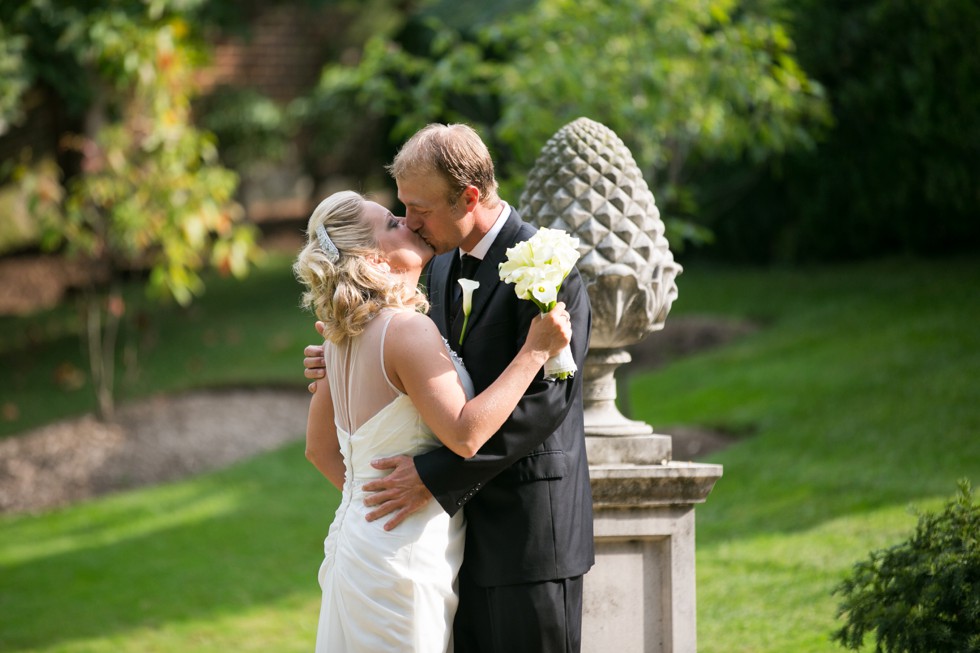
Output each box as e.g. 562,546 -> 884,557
520,117 -> 682,442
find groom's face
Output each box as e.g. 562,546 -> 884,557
398,174 -> 470,255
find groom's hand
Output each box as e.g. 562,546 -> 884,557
363,455 -> 433,531
303,321 -> 328,393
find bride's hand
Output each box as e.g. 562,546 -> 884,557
526,302 -> 572,358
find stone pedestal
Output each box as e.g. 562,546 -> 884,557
583,460 -> 723,653
519,117 -> 722,652
584,348 -> 673,464
583,349 -> 653,436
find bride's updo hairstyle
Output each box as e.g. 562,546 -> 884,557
294,191 -> 428,343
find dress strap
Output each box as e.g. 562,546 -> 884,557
378,310 -> 404,396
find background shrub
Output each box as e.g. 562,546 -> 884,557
833,480 -> 980,652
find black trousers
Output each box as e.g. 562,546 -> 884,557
453,571 -> 584,653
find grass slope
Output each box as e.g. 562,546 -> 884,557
628,257 -> 980,652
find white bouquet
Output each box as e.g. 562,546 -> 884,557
498,227 -> 581,380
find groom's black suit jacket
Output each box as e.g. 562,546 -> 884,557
415,209 -> 595,587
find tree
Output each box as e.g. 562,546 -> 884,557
7,1 -> 261,420
697,0 -> 980,262
299,0 -> 829,248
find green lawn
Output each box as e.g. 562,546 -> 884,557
1,255 -> 978,652
628,257 -> 980,652
0,443 -> 337,652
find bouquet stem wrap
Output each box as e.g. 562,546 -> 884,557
542,327 -> 577,381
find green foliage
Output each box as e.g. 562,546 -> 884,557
299,0 -> 828,248
0,1 -> 90,126
0,21 -> 31,135
11,0 -> 259,304
293,21 -> 498,182
698,0 -> 980,261
833,480 -> 980,653
495,0 -> 828,176
33,28 -> 257,303
6,0 -> 261,418
196,87 -> 293,171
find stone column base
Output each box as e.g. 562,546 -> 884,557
583,462 -> 723,653
586,433 -> 673,466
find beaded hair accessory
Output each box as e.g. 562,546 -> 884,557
315,224 -> 340,263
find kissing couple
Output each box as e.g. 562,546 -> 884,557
294,123 -> 594,653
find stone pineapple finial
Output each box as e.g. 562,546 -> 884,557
520,117 -> 682,439
519,117 -> 681,349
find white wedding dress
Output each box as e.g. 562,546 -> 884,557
315,308 -> 472,653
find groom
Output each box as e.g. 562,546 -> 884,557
305,123 -> 594,652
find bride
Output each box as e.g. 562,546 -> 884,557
293,191 -> 572,652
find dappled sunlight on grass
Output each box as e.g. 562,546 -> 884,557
24,594 -> 322,653
0,442 -> 340,653
0,480 -> 246,566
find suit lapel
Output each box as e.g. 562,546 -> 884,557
452,212 -> 529,347
426,252 -> 455,339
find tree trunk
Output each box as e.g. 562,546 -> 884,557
85,286 -> 123,422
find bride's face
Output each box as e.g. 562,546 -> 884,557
363,201 -> 434,273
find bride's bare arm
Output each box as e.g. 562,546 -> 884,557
386,306 -> 571,459
305,377 -> 345,488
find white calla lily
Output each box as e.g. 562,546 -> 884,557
497,228 -> 582,380
530,280 -> 559,307
458,278 -> 480,345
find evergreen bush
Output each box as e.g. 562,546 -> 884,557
833,480 -> 980,652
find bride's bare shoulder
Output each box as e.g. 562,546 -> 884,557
386,310 -> 442,346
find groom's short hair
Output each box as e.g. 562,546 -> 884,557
388,123 -> 500,208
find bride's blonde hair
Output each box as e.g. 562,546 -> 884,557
293,191 -> 428,343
